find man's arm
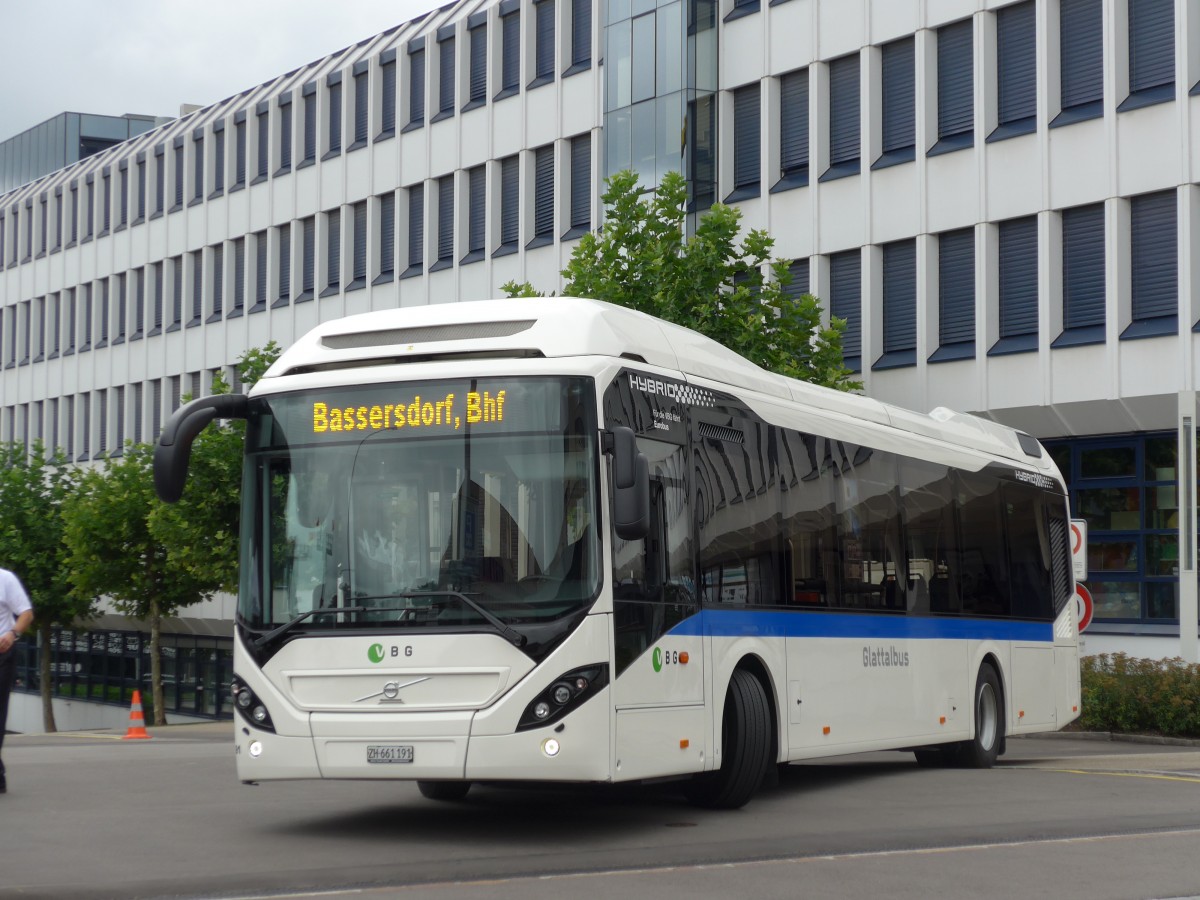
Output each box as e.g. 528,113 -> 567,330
0,609 -> 33,653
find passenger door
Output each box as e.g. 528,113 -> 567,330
605,370 -> 706,779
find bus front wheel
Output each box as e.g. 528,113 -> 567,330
417,780 -> 472,801
955,664 -> 1003,769
686,668 -> 772,809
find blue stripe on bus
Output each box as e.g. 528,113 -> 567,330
668,608 -> 1054,643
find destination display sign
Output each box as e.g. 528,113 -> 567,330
312,390 -> 507,434
258,377 -> 587,447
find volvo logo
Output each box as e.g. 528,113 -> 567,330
355,676 -> 430,703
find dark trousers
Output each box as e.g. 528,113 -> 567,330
0,646 -> 14,780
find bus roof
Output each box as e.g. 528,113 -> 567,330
265,297 -> 1045,467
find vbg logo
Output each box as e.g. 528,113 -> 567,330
367,643 -> 415,662
652,646 -> 684,672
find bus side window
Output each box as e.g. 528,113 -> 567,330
957,472 -> 1010,617
644,480 -> 666,597
833,444 -> 904,612
695,417 -> 781,605
899,459 -> 959,615
612,440 -> 693,675
782,431 -> 839,607
1004,482 -> 1054,619
612,440 -> 691,604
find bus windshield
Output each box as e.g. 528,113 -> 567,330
239,377 -> 600,638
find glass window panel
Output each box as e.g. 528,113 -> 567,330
1146,482 -> 1178,529
1089,580 -> 1140,619
607,20 -> 632,110
656,92 -> 684,186
957,472 -> 1010,616
632,13 -> 656,104
1146,582 -> 1178,619
632,100 -> 656,186
690,16 -> 717,93
606,108 -> 632,175
1144,436 -> 1176,481
834,446 -> 904,611
782,432 -> 839,607
1075,487 -> 1140,531
1048,444 -> 1071,482
608,0 -> 630,24
1080,446 -> 1135,478
696,423 -> 780,606
1004,484 -> 1054,619
1144,534 -> 1179,577
1086,537 -> 1138,573
899,458 -> 958,614
656,3 -> 682,96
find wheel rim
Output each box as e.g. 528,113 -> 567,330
977,681 -> 997,750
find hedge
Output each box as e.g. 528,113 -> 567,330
1080,653 -> 1200,737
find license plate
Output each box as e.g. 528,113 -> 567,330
366,744 -> 414,764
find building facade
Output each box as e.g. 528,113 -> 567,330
0,112 -> 165,195
1,0 -> 1198,702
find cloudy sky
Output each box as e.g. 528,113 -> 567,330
1,0 -> 443,140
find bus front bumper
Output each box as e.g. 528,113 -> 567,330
234,690 -> 612,783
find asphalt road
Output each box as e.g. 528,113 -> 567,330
4,723 -> 1200,900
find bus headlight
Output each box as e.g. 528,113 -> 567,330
231,676 -> 276,733
517,664 -> 609,731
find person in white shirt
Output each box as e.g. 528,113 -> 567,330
0,566 -> 33,795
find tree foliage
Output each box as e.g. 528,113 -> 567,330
149,342 -> 281,595
62,444 -> 210,724
504,170 -> 860,390
61,343 -> 281,724
0,442 -> 89,731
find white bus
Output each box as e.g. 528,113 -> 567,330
155,297 -> 1081,808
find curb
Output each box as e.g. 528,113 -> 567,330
1013,730 -> 1200,748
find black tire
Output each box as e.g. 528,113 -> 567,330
686,669 -> 773,809
955,664 -> 1004,769
417,780 -> 472,801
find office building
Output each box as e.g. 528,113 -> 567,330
2,0 -> 1197,726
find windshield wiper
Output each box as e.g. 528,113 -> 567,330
356,591 -> 527,648
253,592 -> 527,649
252,605 -> 382,648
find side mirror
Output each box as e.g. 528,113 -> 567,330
154,394 -> 250,503
609,426 -> 650,541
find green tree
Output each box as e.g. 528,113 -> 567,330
0,442 -> 90,732
62,444 -> 210,726
505,170 -> 860,390
149,342 -> 281,594
62,344 -> 281,726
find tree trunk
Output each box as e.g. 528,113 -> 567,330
150,598 -> 165,726
38,621 -> 57,733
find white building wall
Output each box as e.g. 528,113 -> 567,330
2,0 -> 1199,653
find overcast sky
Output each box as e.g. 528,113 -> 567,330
1,0 -> 443,140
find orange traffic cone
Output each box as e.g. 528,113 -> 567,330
122,690 -> 152,740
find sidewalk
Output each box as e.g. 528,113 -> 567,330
1016,730 -> 1200,748
9,719 -> 233,743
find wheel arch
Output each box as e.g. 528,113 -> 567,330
977,651 -> 1008,753
727,653 -> 782,763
